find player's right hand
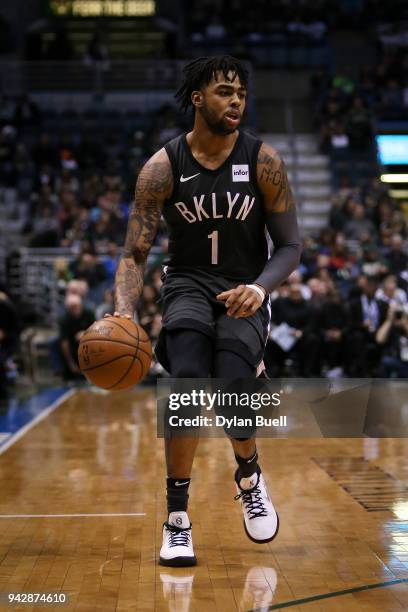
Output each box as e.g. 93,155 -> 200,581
104,312 -> 132,319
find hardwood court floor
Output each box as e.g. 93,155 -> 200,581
0,387 -> 407,611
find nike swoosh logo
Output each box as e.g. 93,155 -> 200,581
180,173 -> 200,183
174,480 -> 190,486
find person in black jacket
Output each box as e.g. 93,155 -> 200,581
345,276 -> 388,376
266,284 -> 320,376
318,287 -> 349,376
376,303 -> 408,377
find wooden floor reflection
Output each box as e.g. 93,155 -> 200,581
0,386 -> 407,611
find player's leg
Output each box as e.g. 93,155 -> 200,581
160,328 -> 212,567
214,348 -> 279,544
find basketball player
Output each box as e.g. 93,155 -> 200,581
114,56 -> 301,566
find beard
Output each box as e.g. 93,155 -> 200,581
200,103 -> 237,135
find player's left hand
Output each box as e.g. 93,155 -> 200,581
217,284 -> 265,318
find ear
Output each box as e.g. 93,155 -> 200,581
191,91 -> 203,108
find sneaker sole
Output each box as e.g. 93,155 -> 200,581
159,555 -> 197,567
243,512 -> 280,544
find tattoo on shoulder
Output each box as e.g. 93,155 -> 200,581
257,146 -> 295,213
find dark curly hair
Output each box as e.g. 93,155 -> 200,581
175,56 -> 249,113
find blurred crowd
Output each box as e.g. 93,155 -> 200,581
276,19 -> 408,381
0,101 -> 185,393
265,168 -> 408,377
266,233 -> 408,379
313,42 -> 408,175
265,164 -> 408,377
0,101 -> 184,252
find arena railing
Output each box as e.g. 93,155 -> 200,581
9,246 -> 163,327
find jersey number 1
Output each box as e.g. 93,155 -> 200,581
207,230 -> 218,265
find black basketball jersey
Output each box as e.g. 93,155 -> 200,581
163,130 -> 268,283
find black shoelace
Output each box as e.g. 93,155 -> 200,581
235,485 -> 268,519
165,524 -> 191,548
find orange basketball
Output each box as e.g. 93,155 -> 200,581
78,316 -> 152,390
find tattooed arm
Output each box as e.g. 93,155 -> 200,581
216,143 -> 301,319
114,148 -> 173,316
254,142 -> 301,295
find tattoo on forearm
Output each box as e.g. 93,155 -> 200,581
258,147 -> 295,213
114,158 -> 172,313
115,257 -> 145,314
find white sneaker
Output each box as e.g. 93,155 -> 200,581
159,511 -> 197,567
235,469 -> 279,544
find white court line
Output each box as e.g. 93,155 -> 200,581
0,388 -> 76,456
0,513 -> 146,518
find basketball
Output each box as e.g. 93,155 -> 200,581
78,316 -> 152,390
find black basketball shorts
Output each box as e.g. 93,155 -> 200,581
155,271 -> 270,374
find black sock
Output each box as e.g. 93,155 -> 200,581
235,449 -> 259,479
166,477 -> 191,514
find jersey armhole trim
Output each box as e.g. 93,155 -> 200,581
163,143 -> 177,201
251,139 -> 263,201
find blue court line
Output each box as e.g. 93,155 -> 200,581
248,577 -> 408,611
0,387 -> 73,453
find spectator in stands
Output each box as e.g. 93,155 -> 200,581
266,283 -> 320,376
375,274 -> 407,307
69,250 -> 108,291
376,303 -> 408,377
64,207 -> 91,247
54,258 -> 72,301
89,209 -> 125,247
299,235 -> 319,276
65,279 -> 90,313
29,183 -> 58,218
359,245 -> 388,278
385,234 -> 407,275
345,276 -> 388,376
80,172 -> 102,209
343,203 -> 376,240
58,294 -> 94,381
59,189 -> 81,245
329,232 -> 358,280
287,269 -> 311,300
307,277 -> 329,307
318,287 -> 348,377
29,205 -> 60,247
